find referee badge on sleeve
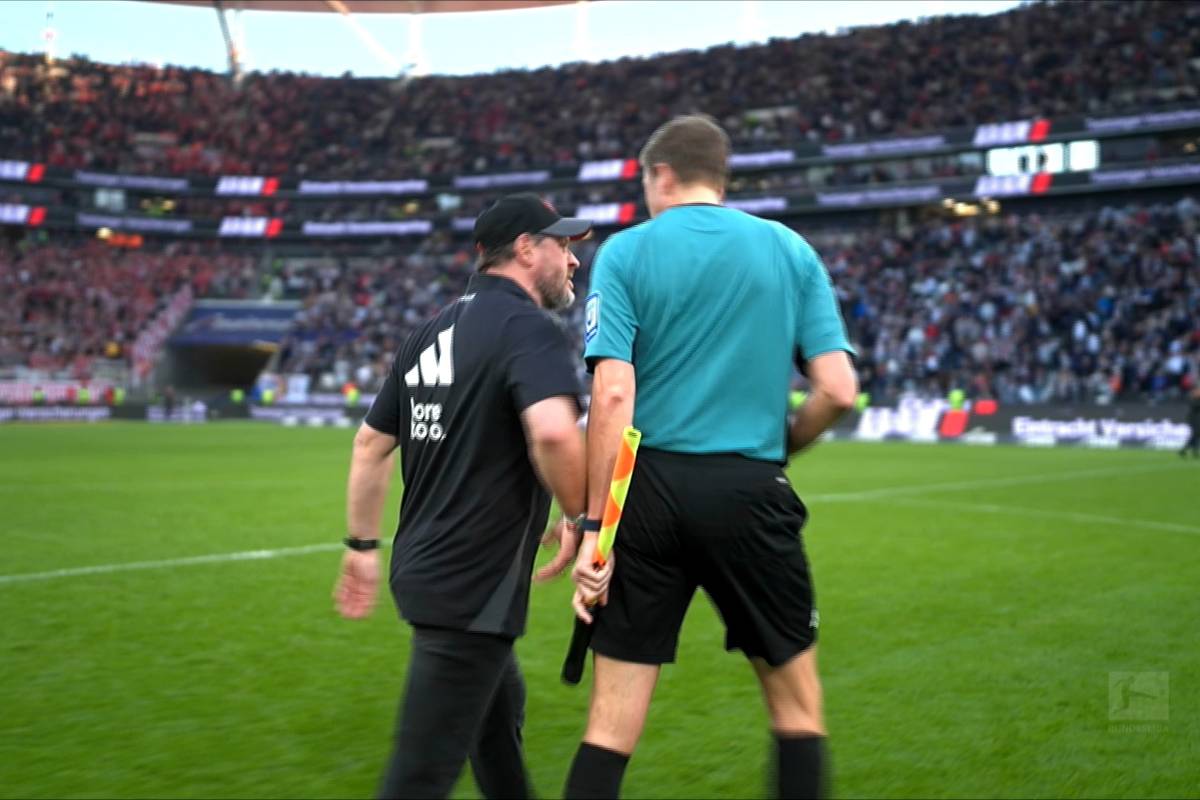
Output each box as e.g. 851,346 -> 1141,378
584,292 -> 601,343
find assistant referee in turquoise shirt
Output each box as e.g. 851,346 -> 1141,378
565,114 -> 858,800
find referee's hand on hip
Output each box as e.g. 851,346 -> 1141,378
334,549 -> 380,619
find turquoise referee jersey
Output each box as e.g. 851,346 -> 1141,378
583,204 -> 854,462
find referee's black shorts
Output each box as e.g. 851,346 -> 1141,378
591,448 -> 817,668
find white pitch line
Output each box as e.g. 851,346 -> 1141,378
0,542 -> 344,586
806,462 -> 1183,503
886,496 -> 1200,537
0,478 -> 311,494
0,461 -> 1185,587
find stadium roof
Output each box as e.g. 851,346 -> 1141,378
141,0 -> 587,76
146,1 -> 578,14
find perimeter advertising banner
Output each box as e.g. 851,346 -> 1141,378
1002,409 -> 1189,449
850,398 -> 1191,450
0,406 -> 113,423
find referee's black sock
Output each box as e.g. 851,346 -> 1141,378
564,741 -> 630,799
774,733 -> 828,800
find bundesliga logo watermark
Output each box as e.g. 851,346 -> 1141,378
1108,672 -> 1168,734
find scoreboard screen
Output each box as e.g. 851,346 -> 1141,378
986,140 -> 1099,176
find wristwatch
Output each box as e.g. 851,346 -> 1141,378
343,536 -> 380,551
564,512 -> 587,533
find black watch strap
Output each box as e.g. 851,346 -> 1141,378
344,537 -> 380,551
581,518 -> 602,533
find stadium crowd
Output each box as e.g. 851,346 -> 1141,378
819,196 -> 1200,405
0,235 -> 257,378
1,190 -> 1196,405
1,0 -> 1198,406
1,1 -> 1197,179
260,196 -> 1199,407
268,234 -> 599,393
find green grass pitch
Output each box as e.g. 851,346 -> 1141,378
0,422 -> 1196,799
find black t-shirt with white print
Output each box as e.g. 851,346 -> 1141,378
364,273 -> 582,638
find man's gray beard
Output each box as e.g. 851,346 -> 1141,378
537,274 -> 574,311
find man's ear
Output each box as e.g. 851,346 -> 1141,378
514,233 -> 535,265
647,162 -> 662,185
655,163 -> 678,195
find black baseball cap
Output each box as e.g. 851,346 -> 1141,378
473,193 -> 592,251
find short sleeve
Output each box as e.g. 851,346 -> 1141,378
364,353 -> 403,436
793,237 -> 855,366
582,236 -> 637,370
506,311 -> 583,414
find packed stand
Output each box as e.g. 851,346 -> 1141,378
819,196 -> 1200,405
2,1 -> 1197,179
0,235 -> 259,378
3,196 -> 1196,403
269,234 -> 599,393
266,197 -> 1199,407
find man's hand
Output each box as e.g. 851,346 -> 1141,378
333,549 -> 380,619
787,351 -> 857,455
534,517 -> 582,582
570,532 -> 614,623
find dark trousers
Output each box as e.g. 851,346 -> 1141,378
379,625 -> 530,799
1183,424 -> 1200,455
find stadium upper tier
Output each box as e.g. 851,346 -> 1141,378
1,1 -> 1197,179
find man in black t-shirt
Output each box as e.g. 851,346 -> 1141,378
332,194 -> 603,799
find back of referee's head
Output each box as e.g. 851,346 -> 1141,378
639,113 -> 731,193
